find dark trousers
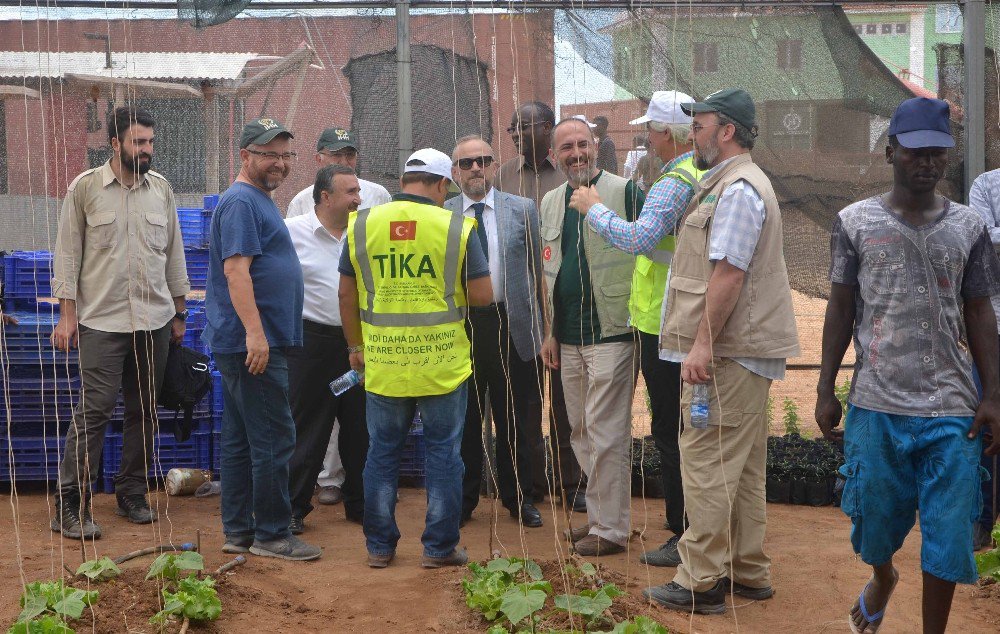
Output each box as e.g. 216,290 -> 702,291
461,305 -> 541,514
640,330 -> 684,535
287,321 -> 367,519
58,322 -> 171,498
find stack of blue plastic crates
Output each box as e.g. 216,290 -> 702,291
3,251 -> 53,308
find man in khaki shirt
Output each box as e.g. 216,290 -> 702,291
50,106 -> 189,540
495,101 -> 585,513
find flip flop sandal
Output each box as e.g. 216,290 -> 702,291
849,575 -> 898,634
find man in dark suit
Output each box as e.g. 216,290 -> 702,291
448,135 -> 545,528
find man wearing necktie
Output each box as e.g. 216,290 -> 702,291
446,136 -> 546,528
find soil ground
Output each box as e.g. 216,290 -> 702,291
0,488 -> 997,633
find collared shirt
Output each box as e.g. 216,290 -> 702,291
286,178 -> 392,218
829,195 -> 1000,417
51,161 -> 190,333
658,156 -> 786,379
967,168 -> 1000,320
460,188 -> 502,300
285,211 -> 346,326
587,151 -> 695,256
623,148 -> 646,180
495,155 -> 566,211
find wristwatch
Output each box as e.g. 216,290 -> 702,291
347,345 -> 364,354
174,310 -> 189,322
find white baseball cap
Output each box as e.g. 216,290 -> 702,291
630,90 -> 695,125
403,148 -> 453,181
571,114 -> 597,129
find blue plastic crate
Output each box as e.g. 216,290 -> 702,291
0,376 -> 79,434
3,251 -> 52,299
210,430 -> 221,474
203,195 -> 219,210
178,208 -> 212,248
210,370 -> 223,432
102,431 -> 212,492
1,311 -> 79,366
0,435 -> 64,482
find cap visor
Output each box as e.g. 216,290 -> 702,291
680,102 -> 717,116
321,141 -> 358,152
896,129 -> 954,149
629,115 -> 651,125
254,129 -> 293,146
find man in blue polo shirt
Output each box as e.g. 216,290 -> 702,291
205,117 -> 319,561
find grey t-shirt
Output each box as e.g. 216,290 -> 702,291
830,195 -> 1000,417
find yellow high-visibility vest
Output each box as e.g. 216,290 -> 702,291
628,157 -> 703,335
347,199 -> 475,397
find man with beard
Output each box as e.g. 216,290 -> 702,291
445,136 -> 544,528
50,106 -> 189,539
816,97 -> 1000,634
643,89 -> 799,614
540,117 -> 645,557
205,117 -> 320,561
496,101 -> 586,514
285,164 -> 368,533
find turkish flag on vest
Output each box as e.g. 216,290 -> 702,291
390,220 -> 417,240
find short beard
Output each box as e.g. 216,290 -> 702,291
120,147 -> 151,174
694,142 -> 719,171
464,179 -> 488,199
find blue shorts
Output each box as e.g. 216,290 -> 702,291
840,406 -> 986,584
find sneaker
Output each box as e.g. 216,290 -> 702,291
317,486 -> 342,505
222,535 -> 253,554
368,552 -> 395,568
563,523 -> 592,543
51,496 -> 101,540
289,516 -> 304,535
421,548 -> 469,568
250,535 -> 322,561
115,494 -> 157,524
639,535 -> 681,567
974,522 -> 994,551
720,577 -> 774,600
574,534 -> 625,557
643,580 -> 726,615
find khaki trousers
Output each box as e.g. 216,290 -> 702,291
673,357 -> 772,592
559,341 -> 638,545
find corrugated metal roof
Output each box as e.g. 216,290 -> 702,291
0,51 -> 260,80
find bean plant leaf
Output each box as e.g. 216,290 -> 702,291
75,558 -> 121,582
554,592 -> 609,618
523,559 -> 543,581
16,592 -> 50,622
52,590 -> 98,620
486,558 -> 523,575
8,615 -> 76,634
580,562 -> 597,577
499,585 -> 546,626
146,551 -> 204,581
610,615 -> 669,634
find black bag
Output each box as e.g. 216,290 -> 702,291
158,344 -> 212,442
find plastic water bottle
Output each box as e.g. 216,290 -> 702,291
329,369 -> 364,396
690,383 -> 710,429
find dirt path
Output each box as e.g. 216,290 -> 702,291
0,487 -> 996,633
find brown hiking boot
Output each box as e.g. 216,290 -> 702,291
574,534 -> 625,557
421,548 -> 469,569
563,523 -> 592,543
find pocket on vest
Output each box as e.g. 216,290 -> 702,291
598,281 -> 632,328
668,275 -> 707,339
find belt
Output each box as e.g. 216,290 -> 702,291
302,319 -> 344,335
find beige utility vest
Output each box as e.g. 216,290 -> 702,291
540,171 -> 635,340
660,153 -> 800,358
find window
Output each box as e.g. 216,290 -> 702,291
865,24 -> 877,35
693,42 -> 718,73
895,23 -> 908,34
935,4 -> 962,33
612,27 -> 652,97
777,39 -> 803,70
881,23 -> 892,35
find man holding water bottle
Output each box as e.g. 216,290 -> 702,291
644,89 -> 799,614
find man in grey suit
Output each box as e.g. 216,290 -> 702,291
448,136 -> 545,528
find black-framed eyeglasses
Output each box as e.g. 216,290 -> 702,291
455,156 -> 494,170
246,149 -> 297,162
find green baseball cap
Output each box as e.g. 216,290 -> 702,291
317,127 -> 358,152
240,116 -> 293,149
681,88 -> 756,131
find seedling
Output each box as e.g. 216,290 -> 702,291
75,558 -> 120,582
146,551 -> 204,582
782,398 -> 800,436
10,580 -> 99,634
150,575 -> 222,626
554,584 -> 623,629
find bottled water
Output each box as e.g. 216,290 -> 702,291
329,369 -> 364,396
690,383 -> 710,429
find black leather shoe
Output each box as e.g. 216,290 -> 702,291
570,493 -> 587,513
643,580 -> 726,615
509,503 -> 543,528
720,577 -> 774,600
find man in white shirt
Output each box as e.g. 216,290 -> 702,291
285,164 -> 368,533
286,127 -> 391,219
287,126 -> 390,505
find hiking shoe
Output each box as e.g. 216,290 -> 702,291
51,497 -> 101,540
317,486 -> 342,505
643,580 -> 726,615
422,548 -> 469,568
563,523 -> 592,543
115,494 -> 157,524
368,552 -> 395,568
639,535 -> 681,567
721,577 -> 774,600
574,534 -> 625,557
222,536 -> 253,554
289,516 -> 304,535
250,535 -> 322,561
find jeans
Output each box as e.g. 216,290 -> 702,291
215,349 -> 296,543
364,383 -> 467,558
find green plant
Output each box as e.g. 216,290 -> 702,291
75,558 -> 120,582
10,581 -> 99,634
8,615 -> 75,634
145,551 -> 204,582
782,398 -> 800,436
765,396 -> 774,425
975,522 -> 1000,581
834,378 -> 851,419
150,575 -> 222,625
462,558 -> 550,628
609,616 -> 670,633
554,584 -> 623,628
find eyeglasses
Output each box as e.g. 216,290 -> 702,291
455,156 -> 494,170
690,123 -> 725,134
246,149 -> 297,162
320,149 -> 358,158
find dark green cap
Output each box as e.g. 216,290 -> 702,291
681,88 -> 756,131
240,117 -> 293,149
317,127 -> 358,152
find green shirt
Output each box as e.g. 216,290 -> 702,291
554,172 -> 645,346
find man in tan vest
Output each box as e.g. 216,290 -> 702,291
540,117 -> 645,557
643,89 -> 799,614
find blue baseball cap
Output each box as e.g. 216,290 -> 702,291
888,97 -> 954,149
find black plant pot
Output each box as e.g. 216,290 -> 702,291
631,471 -> 664,498
766,477 -> 791,504
790,478 -> 808,505
805,478 -> 832,506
